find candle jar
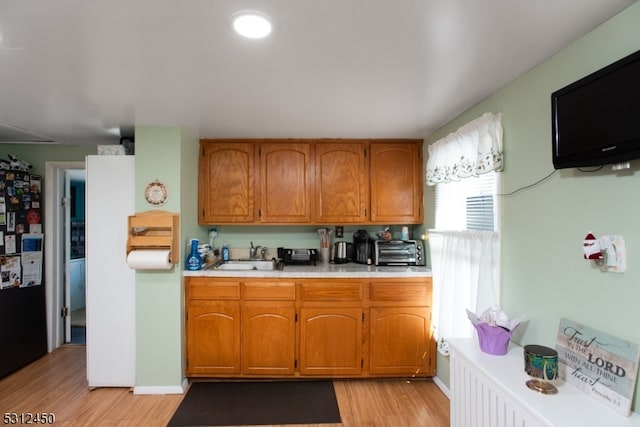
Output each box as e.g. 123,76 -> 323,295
524,344 -> 559,394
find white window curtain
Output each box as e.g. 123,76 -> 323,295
426,112 -> 503,349
426,112 -> 503,185
429,230 -> 500,341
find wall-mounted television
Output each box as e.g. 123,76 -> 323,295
551,49 -> 640,170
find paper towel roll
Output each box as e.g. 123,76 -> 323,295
127,249 -> 172,270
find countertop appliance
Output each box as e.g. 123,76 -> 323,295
374,240 -> 426,266
333,241 -> 352,264
278,247 -> 317,266
353,229 -> 374,264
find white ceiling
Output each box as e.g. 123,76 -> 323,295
0,0 -> 636,147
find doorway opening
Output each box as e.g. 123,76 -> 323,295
44,161 -> 85,352
67,170 -> 86,345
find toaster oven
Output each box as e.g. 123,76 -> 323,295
277,247 -> 318,266
374,240 -> 425,266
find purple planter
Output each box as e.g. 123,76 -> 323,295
474,323 -> 512,355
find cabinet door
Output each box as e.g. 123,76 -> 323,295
242,303 -> 296,375
199,141 -> 255,223
369,141 -> 423,224
299,307 -> 362,375
259,142 -> 313,223
187,302 -> 241,375
369,306 -> 434,376
315,142 -> 369,223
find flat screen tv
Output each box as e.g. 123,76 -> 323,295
551,49 -> 640,169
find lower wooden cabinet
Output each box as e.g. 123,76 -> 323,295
242,303 -> 296,375
299,307 -> 363,376
187,302 -> 241,375
368,280 -> 435,377
369,307 -> 432,375
186,280 -> 297,377
185,276 -> 434,378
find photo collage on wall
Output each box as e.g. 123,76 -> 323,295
0,171 -> 44,290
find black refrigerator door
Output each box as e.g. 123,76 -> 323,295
0,286 -> 47,378
0,172 -> 46,379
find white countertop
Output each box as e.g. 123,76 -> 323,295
183,262 -> 431,278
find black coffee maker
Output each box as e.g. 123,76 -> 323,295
352,229 -> 373,264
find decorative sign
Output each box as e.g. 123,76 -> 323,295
555,318 -> 639,416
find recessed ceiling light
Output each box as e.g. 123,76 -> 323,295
0,28 -> 22,50
231,11 -> 272,39
0,28 -> 10,46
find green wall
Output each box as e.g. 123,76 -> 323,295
133,126 -> 198,390
0,144 -> 95,175
425,3 -> 640,412
193,225 -> 416,254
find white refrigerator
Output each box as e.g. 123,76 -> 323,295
85,155 -> 135,387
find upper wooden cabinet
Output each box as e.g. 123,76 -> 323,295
199,141 -> 255,223
370,142 -> 423,224
259,142 -> 313,223
315,142 -> 368,224
198,139 -> 423,225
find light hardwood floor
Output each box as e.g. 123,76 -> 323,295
0,346 -> 450,426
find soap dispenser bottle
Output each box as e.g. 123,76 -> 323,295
186,239 -> 202,271
222,243 -> 230,262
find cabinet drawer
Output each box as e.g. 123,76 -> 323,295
242,281 -> 296,300
300,282 -> 363,301
187,278 -> 240,300
370,281 -> 431,302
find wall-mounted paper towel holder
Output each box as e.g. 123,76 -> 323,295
127,210 -> 179,264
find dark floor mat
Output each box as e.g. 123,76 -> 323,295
167,380 -> 341,426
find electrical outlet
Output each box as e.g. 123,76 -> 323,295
437,338 -> 450,357
209,228 -> 218,248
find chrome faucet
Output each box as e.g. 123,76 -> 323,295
249,241 -> 263,259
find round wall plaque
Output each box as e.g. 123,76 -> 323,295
144,180 -> 168,206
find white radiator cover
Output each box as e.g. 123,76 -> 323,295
449,338 -> 640,427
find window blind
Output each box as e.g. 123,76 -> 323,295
435,171 -> 498,231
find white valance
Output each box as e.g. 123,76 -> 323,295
426,112 -> 503,185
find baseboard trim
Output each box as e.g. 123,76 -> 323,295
133,378 -> 189,395
433,375 -> 450,399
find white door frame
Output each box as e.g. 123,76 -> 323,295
44,161 -> 85,352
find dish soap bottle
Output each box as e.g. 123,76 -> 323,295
222,243 -> 230,262
186,239 -> 202,271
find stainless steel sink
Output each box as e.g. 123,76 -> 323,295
211,259 -> 281,271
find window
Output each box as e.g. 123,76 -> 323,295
434,170 -> 499,231
427,113 -> 503,343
